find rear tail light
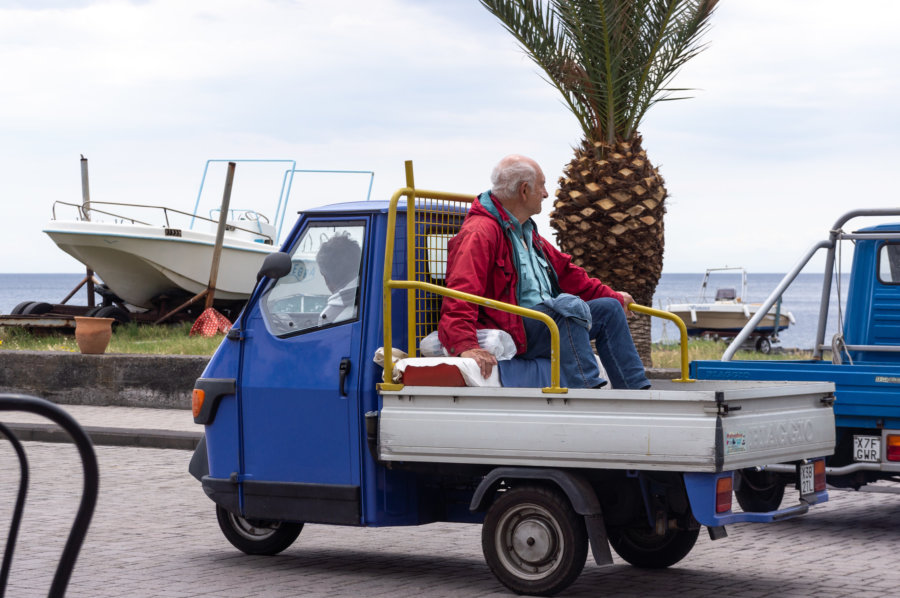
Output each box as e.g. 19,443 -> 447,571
715,476 -> 733,513
814,459 -> 826,492
887,435 -> 900,462
192,389 -> 205,418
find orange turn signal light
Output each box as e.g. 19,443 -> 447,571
814,459 -> 827,492
715,476 -> 733,513
887,435 -> 900,462
192,389 -> 205,418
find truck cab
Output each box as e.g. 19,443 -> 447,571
190,166 -> 834,596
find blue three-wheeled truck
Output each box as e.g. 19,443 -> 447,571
189,164 -> 836,596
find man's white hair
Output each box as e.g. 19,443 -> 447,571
490,155 -> 537,199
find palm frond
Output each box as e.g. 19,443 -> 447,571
480,0 -> 717,142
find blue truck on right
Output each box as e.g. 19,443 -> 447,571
692,209 -> 900,511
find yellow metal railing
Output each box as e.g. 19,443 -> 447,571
628,304 -> 695,383
379,160 -> 694,392
380,161 -> 567,394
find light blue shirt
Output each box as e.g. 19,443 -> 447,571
502,207 -> 554,308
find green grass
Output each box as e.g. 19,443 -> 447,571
652,339 -> 814,369
0,322 -> 224,355
1,325 -> 813,365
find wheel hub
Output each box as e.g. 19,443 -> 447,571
496,503 -> 565,578
229,513 -> 279,541
511,519 -> 556,566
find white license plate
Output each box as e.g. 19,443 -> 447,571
799,462 -> 815,496
853,435 -> 881,462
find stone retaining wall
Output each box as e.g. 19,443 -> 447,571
0,351 -> 208,409
0,351 -> 680,410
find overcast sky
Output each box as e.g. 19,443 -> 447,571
2,0 -> 899,275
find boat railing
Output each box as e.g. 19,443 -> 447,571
666,294 -> 746,308
50,200 -> 275,244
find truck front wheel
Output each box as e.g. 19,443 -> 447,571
215,505 -> 303,555
481,485 -> 588,597
735,469 -> 786,512
607,525 -> 699,569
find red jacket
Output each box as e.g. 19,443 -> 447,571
437,193 -> 625,356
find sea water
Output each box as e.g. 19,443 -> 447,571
0,273 -> 88,316
652,272 -> 850,351
0,271 -> 851,350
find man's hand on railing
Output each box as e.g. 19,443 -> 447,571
461,348 -> 498,379
619,291 -> 636,318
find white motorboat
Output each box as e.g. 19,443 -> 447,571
666,267 -> 795,350
43,160 -> 374,311
44,211 -> 276,309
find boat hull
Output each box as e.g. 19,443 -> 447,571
667,303 -> 793,337
44,220 -> 273,309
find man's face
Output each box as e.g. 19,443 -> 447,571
522,167 -> 548,218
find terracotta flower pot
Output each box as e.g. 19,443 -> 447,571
74,316 -> 114,355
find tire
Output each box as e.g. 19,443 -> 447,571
755,337 -> 772,354
92,305 -> 131,324
481,485 -> 588,597
735,469 -> 786,512
11,301 -> 35,315
19,301 -> 52,315
215,505 -> 303,556
607,525 -> 699,569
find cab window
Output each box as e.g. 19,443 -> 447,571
264,222 -> 365,336
878,242 -> 900,284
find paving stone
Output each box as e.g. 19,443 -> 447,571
2,441 -> 900,597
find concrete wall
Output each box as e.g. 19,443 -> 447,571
0,351 -> 680,410
0,351 -> 208,410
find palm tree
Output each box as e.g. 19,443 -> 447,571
480,0 -> 717,365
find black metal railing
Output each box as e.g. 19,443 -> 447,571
0,394 -> 99,598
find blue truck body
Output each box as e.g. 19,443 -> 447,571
189,180 -> 835,596
693,211 -> 900,490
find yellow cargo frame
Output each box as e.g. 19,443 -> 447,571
379,161 -> 693,392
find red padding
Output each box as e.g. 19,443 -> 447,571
402,363 -> 467,387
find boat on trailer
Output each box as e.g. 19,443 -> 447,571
666,266 -> 795,353
42,159 -> 374,318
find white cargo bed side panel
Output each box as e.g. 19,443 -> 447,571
378,387 -> 723,472
377,381 -> 835,473
718,386 -> 836,469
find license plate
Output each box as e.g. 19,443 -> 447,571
853,435 -> 881,462
799,462 -> 815,496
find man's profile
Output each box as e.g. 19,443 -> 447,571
316,232 -> 361,324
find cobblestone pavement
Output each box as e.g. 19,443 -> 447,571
2,441 -> 900,598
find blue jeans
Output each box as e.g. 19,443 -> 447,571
521,297 -> 650,389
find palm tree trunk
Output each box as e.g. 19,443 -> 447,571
550,135 -> 666,367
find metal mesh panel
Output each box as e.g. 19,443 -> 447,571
411,196 -> 470,355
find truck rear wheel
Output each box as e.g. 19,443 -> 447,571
215,505 -> 303,555
735,469 -> 786,512
607,525 -> 699,569
481,485 -> 588,597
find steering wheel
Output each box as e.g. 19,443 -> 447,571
244,211 -> 270,223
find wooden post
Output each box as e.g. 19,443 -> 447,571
205,162 -> 236,309
80,155 -> 95,308
153,162 -> 237,324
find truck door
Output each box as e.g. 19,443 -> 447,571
237,218 -> 368,524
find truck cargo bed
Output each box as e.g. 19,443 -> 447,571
378,380 -> 835,472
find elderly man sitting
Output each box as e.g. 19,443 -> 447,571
437,154 -> 650,390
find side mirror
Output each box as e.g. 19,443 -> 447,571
257,252 -> 292,282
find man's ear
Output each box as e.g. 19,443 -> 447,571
518,181 -> 529,199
